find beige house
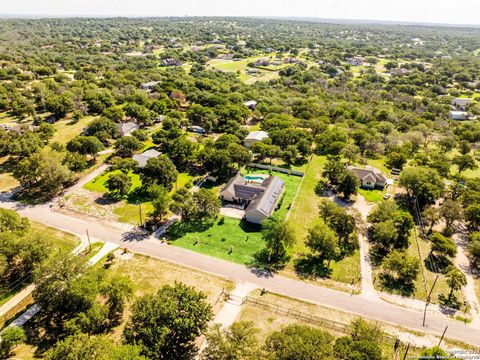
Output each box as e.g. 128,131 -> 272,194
219,173 -> 284,224
349,166 -> 387,189
244,131 -> 269,148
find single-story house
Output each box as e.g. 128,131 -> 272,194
244,131 -> 269,148
452,98 -> 472,111
140,81 -> 160,91
390,68 -> 409,76
347,57 -> 364,66
254,59 -> 270,67
187,125 -> 206,134
117,122 -> 140,137
219,173 -> 285,224
243,100 -> 258,110
161,58 -> 182,67
132,149 -> 161,168
348,166 -> 387,190
450,111 -> 468,121
246,68 -> 260,75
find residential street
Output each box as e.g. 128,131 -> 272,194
2,199 -> 480,346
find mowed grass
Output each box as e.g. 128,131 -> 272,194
32,222 -> 80,254
287,155 -> 327,253
84,170 -> 142,194
168,217 -> 265,265
51,116 -> 96,144
358,188 -> 386,203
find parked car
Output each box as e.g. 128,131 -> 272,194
383,193 -> 391,200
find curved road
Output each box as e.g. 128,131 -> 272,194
2,199 -> 480,347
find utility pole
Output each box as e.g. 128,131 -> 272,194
402,343 -> 410,360
139,203 -> 143,227
438,325 -> 448,348
423,274 -> 439,327
86,228 -> 92,252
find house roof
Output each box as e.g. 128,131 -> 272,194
349,167 -> 387,183
451,111 -> 468,119
243,100 -> 257,107
132,149 -> 161,167
245,131 -> 269,141
117,122 -> 139,136
247,176 -> 284,217
452,98 -> 472,107
140,81 -> 160,88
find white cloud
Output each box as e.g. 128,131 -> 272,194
1,0 -> 479,25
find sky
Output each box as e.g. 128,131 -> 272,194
1,0 -> 480,26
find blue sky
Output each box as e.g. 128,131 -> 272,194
2,0 -> 480,26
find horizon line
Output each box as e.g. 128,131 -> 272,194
0,14 -> 479,28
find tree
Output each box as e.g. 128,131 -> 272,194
265,324 -> 334,360
13,149 -> 73,198
0,326 -> 26,359
423,206 -> 440,234
100,275 -> 134,320
468,232 -> 480,268
350,318 -> 383,343
0,208 -> 30,235
445,265 -> 467,300
322,156 -> 345,185
124,282 -> 213,359
67,136 -> 104,159
44,333 -> 145,360
430,232 -> 456,259
261,217 -> 295,264
381,250 -> 420,291
337,170 -> 359,200
306,223 -> 339,265
201,321 -> 260,360
333,337 -> 382,360
399,167 -> 444,208
465,204 -> 480,230
452,154 -> 478,173
148,184 -> 170,222
170,189 -> 220,223
114,136 -> 143,158
105,172 -> 132,197
419,347 -> 451,359
141,156 -> 178,191
85,117 -> 119,141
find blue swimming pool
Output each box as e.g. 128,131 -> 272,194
244,175 -> 266,183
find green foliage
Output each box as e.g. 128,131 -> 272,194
114,136 -> 143,158
399,167 -> 444,208
261,217 -> 295,264
202,321 -> 260,360
106,172 -> 132,197
0,326 -> 26,359
306,223 -> 339,264
67,136 -> 104,157
141,156 -> 178,191
170,188 -> 220,223
265,324 -> 334,360
124,282 -> 213,359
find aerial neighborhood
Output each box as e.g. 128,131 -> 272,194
0,14 -> 480,360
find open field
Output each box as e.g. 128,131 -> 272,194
358,187 -> 386,203
0,173 -> 19,192
51,116 -> 96,144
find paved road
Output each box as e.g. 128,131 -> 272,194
3,200 -> 480,346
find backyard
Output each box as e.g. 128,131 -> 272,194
168,168 -> 303,265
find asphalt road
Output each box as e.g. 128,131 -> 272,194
3,200 -> 480,347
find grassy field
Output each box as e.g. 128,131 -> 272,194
81,169 -> 194,224
168,217 -> 264,265
0,173 -> 19,192
32,222 -> 80,254
84,170 -> 142,193
51,116 -> 96,144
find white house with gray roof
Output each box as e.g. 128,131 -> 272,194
244,131 -> 269,148
117,122 -> 139,137
348,166 -> 387,189
219,173 -> 284,224
132,149 -> 161,167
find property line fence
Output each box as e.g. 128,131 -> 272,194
243,295 -> 398,343
247,163 -> 304,177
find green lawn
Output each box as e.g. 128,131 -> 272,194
33,222 -> 80,254
83,170 -> 142,194
0,173 -> 19,192
51,116 -> 96,144
358,188 -> 386,203
168,217 -> 264,265
83,169 -> 194,225
287,155 -> 327,253
168,168 -> 302,265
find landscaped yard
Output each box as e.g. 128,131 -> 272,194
168,217 -> 264,265
84,170 -> 142,194
358,188 -> 386,203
